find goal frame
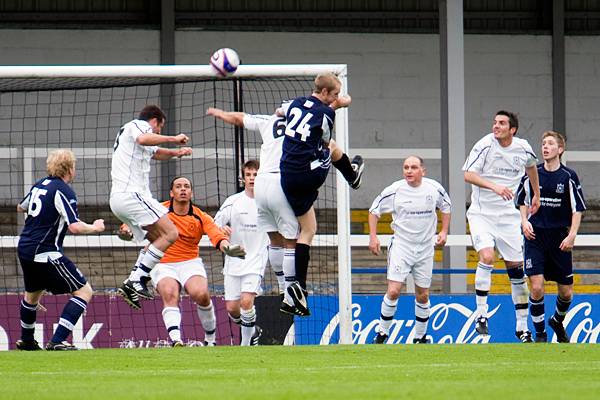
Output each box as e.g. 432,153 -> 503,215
0,64 -> 354,345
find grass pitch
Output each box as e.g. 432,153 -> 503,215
1,344 -> 598,400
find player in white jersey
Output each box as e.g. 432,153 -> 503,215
214,160 -> 269,346
110,105 -> 193,309
369,156 -> 451,344
463,110 -> 540,342
207,95 -> 361,317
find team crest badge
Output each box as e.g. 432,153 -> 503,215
513,156 -> 523,167
426,195 -> 433,204
556,183 -> 564,193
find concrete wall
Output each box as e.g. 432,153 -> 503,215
1,29 -> 599,208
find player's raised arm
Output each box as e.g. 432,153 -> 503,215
330,94 -> 352,110
152,147 -> 193,160
464,170 -> 514,200
206,107 -> 246,127
68,219 -> 105,235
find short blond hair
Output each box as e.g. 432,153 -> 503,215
46,149 -> 76,178
314,73 -> 341,93
542,130 -> 566,158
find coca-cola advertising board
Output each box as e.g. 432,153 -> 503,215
295,294 -> 600,345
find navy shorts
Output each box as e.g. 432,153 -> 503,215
523,228 -> 573,285
281,166 -> 330,216
18,254 -> 87,294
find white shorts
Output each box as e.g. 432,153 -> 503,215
224,273 -> 263,301
150,258 -> 207,288
467,212 -> 523,262
254,173 -> 299,240
110,192 -> 168,243
386,238 -> 434,289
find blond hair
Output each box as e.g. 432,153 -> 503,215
313,73 -> 341,93
46,149 -> 76,178
542,130 -> 566,158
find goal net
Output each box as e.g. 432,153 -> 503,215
0,65 -> 352,349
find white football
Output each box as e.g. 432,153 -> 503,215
209,48 -> 240,77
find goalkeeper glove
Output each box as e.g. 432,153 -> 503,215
223,244 -> 246,259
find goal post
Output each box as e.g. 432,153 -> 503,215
0,64 -> 353,347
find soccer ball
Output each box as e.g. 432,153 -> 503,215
209,48 -> 240,77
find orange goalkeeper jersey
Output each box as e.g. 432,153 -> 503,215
160,200 -> 227,263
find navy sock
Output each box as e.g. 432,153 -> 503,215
20,299 -> 37,342
553,296 -> 572,323
332,154 -> 356,183
51,296 -> 87,344
295,243 -> 310,290
529,296 -> 545,334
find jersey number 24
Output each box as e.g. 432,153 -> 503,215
285,108 -> 313,142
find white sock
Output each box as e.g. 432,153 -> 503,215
228,313 -> 241,325
378,294 -> 398,335
131,244 -> 164,281
162,306 -> 181,342
240,306 -> 257,346
283,248 -> 296,303
127,249 -> 147,281
414,300 -> 431,338
475,262 -> 493,318
509,271 -> 530,333
269,246 -> 285,294
197,301 -> 216,343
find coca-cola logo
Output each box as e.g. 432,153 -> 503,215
318,301 -> 600,344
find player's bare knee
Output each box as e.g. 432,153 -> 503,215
74,283 -> 93,302
479,254 -> 495,266
386,286 -> 402,300
194,292 -> 211,307
558,284 -> 573,301
240,295 -> 255,310
159,285 -> 179,304
415,290 -> 429,304
530,284 -> 544,300
226,301 -> 240,316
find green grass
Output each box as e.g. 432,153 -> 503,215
1,344 -> 599,400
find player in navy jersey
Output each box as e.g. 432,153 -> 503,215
15,149 -> 105,351
280,73 -> 364,316
516,131 -> 586,343
207,92 -> 362,317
